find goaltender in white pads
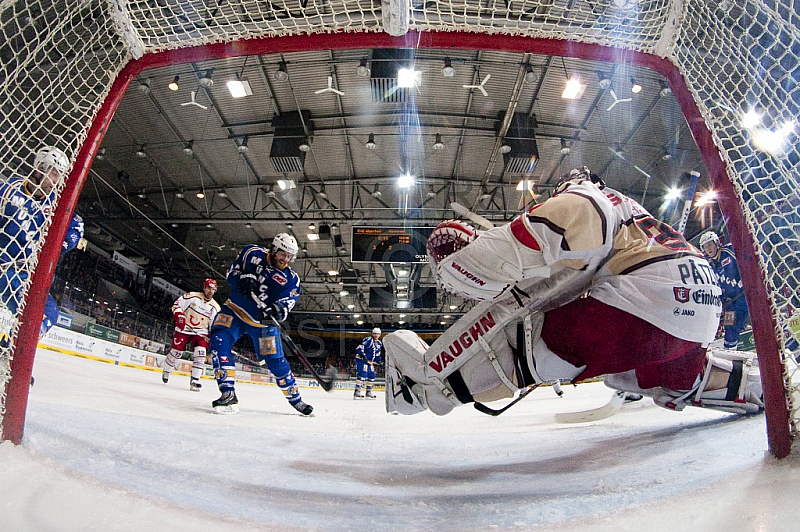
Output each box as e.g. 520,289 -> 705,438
384,167 -> 763,417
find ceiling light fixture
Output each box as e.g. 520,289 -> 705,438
96,147 -> 106,160
433,133 -> 445,150
298,137 -> 311,152
196,191 -> 205,199
274,61 -> 289,82
523,65 -> 537,84
397,68 -> 419,88
309,223 -> 316,231
137,77 -> 152,95
137,189 -> 146,199
371,184 -> 382,198
597,72 -> 612,89
516,180 -> 534,191
397,173 -> 414,188
237,137 -> 249,154
498,141 -> 512,154
168,75 -> 180,91
227,77 -> 253,98
631,77 -> 642,93
441,57 -> 455,77
217,190 -> 227,198
365,133 -> 377,150
562,76 -> 586,99
183,140 -> 194,156
175,190 -> 185,199
658,79 -> 672,97
356,57 -> 370,77
560,138 -> 571,155
136,145 -> 146,158
198,69 -> 214,88
308,233 -> 320,241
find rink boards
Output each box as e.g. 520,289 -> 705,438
36,325 -> 375,391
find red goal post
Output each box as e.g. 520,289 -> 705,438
1,3 -> 797,457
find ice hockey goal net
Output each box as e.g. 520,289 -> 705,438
1,0 -> 798,456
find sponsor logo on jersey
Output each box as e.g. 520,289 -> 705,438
721,257 -> 731,267
450,261 -> 486,286
692,289 -> 722,306
428,311 -> 496,373
272,272 -> 287,285
673,286 -> 691,303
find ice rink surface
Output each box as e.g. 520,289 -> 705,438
3,348 -> 800,531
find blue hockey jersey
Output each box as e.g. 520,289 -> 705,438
356,336 -> 383,364
224,244 -> 301,327
709,244 -> 744,302
0,175 -> 56,267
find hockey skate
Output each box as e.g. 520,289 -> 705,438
212,391 -> 239,414
353,390 -> 364,399
161,371 -> 169,384
291,400 -> 314,416
365,390 -> 377,399
189,378 -> 202,392
605,349 -> 763,415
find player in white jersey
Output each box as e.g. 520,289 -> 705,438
161,278 -> 221,391
385,167 -> 763,417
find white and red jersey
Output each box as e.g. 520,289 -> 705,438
435,181 -> 722,345
172,291 -> 221,336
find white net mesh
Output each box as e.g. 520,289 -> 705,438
1,0 -> 798,449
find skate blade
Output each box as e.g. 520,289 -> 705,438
213,404 -> 240,415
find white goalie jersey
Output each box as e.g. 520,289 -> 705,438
172,292 -> 221,336
434,181 -> 721,345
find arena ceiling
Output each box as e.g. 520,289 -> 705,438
79,46 -> 712,330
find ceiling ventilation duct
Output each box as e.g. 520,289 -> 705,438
497,112 -> 540,176
270,110 -> 313,173
370,49 -> 413,103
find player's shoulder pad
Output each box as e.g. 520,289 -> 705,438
185,291 -> 204,299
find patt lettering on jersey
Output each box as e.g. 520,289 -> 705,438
450,261 -> 486,286
428,311 -> 496,372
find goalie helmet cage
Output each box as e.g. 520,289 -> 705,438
0,0 -> 797,457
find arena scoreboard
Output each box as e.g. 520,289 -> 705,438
351,226 -> 433,263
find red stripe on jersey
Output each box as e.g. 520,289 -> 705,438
510,217 -> 541,250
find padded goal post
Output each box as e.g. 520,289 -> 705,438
1,0 -> 798,457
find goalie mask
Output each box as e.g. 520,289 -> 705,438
553,166 -> 605,195
426,219 -> 477,266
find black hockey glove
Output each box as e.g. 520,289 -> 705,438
261,303 -> 289,323
237,273 -> 259,296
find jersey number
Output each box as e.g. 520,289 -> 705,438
635,217 -> 692,252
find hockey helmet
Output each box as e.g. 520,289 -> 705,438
372,327 -> 381,336
426,219 -> 477,265
699,231 -> 721,256
204,278 -> 218,290
554,166 -> 605,195
33,146 -> 70,179
271,233 -> 299,262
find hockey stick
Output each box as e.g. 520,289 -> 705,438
554,390 -> 626,423
473,384 -> 539,416
450,201 -> 495,230
250,293 -> 335,391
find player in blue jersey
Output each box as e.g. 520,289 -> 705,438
40,212 -> 84,336
208,233 -> 313,415
354,327 -> 382,399
700,230 -> 800,354
699,231 -> 749,349
0,146 -> 76,344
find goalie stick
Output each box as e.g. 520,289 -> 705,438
473,384 -> 539,416
450,201 -> 495,230
554,390 -> 626,423
251,293 -> 336,392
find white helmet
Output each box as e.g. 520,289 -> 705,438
33,146 -> 70,179
271,233 -> 299,262
372,327 -> 381,335
698,231 -> 720,248
426,219 -> 477,265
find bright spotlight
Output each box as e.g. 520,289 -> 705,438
397,173 -> 415,188
665,188 -> 681,201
